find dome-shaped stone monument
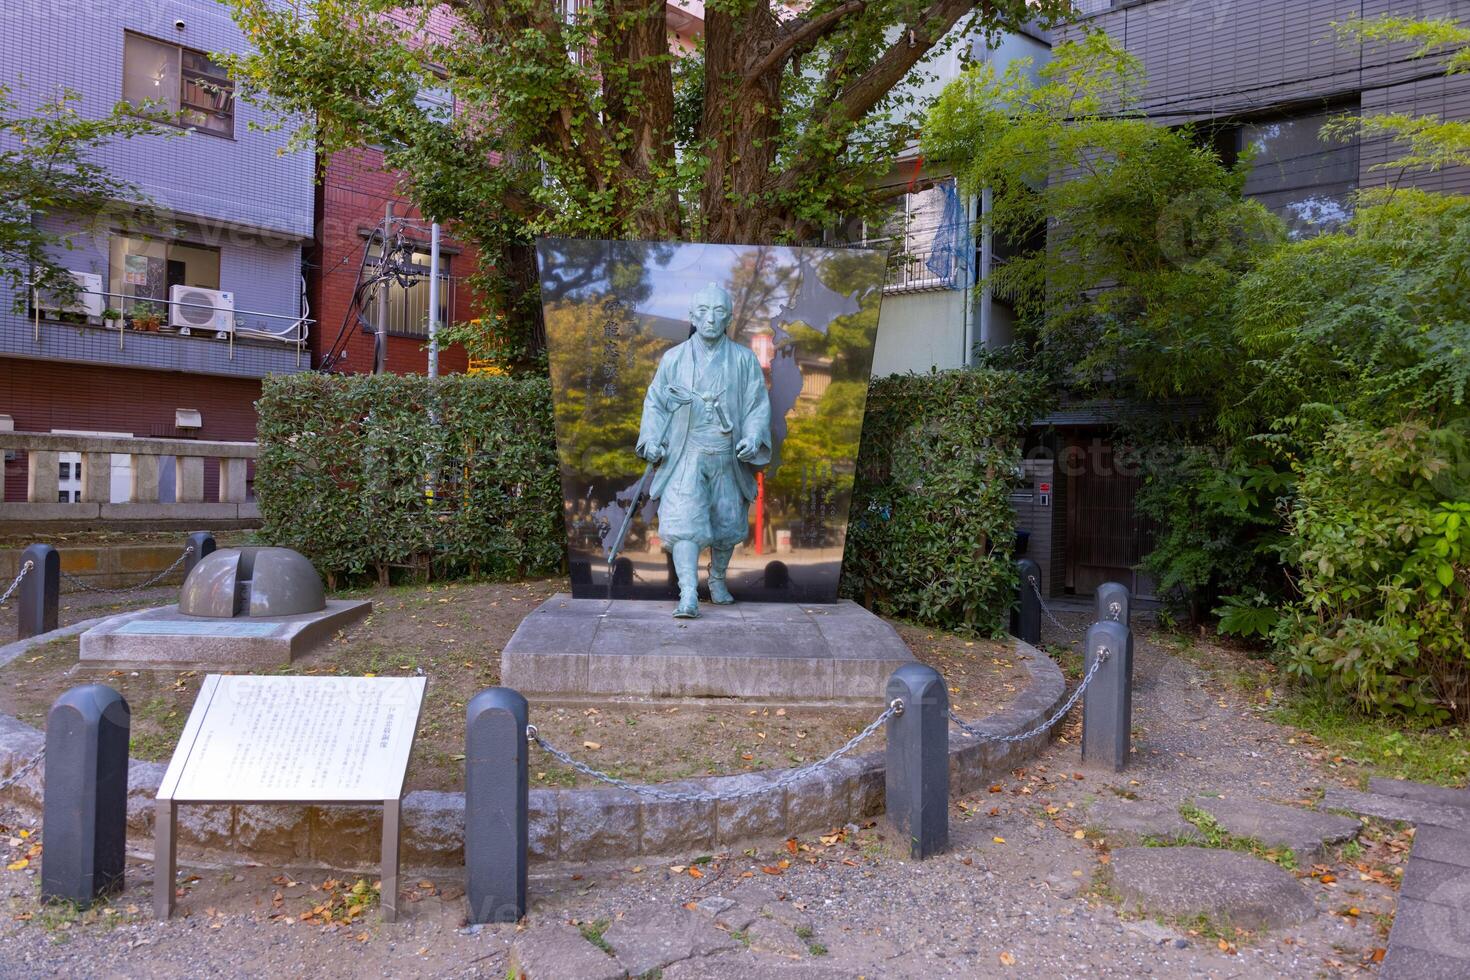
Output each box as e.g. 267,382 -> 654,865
179,547 -> 326,619
81,545 -> 370,668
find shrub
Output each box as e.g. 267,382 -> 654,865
255,373 -> 563,585
841,368 -> 1047,635
1280,421 -> 1470,721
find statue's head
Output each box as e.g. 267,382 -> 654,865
689,282 -> 733,341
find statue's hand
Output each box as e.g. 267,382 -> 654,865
735,437 -> 759,462
639,442 -> 665,464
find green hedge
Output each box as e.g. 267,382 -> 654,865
256,373 -> 563,585
258,369 -> 1041,628
840,369 -> 1046,635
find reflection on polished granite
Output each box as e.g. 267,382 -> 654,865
538,238 -> 888,605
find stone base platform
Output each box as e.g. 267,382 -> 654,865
78,600 -> 372,669
501,594 -> 916,701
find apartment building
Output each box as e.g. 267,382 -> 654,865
0,0 -> 315,502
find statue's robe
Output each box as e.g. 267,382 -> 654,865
637,336 -> 772,548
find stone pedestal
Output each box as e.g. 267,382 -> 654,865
501,594 -> 915,702
78,601 -> 372,669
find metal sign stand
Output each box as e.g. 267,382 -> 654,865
152,675 -> 425,923
153,794 -> 406,922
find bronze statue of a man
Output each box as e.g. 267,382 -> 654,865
637,283 -> 772,618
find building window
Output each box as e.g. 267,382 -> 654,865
109,235 -> 221,315
123,32 -> 235,138
1236,108 -> 1358,238
362,241 -> 452,339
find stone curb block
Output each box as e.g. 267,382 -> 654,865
0,634 -> 1066,868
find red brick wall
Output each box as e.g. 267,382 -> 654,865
1,357 -> 260,502
310,146 -> 478,376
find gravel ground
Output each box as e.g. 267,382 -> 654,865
0,584 -> 176,641
0,610 -> 1403,978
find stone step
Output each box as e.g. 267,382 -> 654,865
1323,788 -> 1470,833
1369,777 -> 1470,811
509,923 -> 624,980
1084,797 -> 1200,842
1191,795 -> 1359,859
1108,846 -> 1316,931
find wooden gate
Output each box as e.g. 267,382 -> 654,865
1064,437 -> 1156,599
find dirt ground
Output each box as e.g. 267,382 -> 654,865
0,579 -> 1029,791
0,609 -> 1413,979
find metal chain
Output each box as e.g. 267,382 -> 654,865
949,646 -> 1111,744
0,748 -> 44,793
528,700 -> 901,803
1028,575 -> 1086,636
59,547 -> 193,596
0,561 -> 33,607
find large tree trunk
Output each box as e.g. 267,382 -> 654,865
604,0 -> 680,238
698,5 -> 789,243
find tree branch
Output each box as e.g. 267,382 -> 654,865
744,0 -> 868,85
827,0 -> 977,126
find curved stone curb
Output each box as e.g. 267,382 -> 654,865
0,614 -> 118,669
0,635 -> 1065,868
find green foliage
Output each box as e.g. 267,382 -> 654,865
1279,422 -> 1470,721
1212,594 -> 1282,640
255,373 -> 563,584
1135,445 -> 1291,616
922,32 -> 1283,399
841,368 -> 1048,635
0,84 -> 165,308
1328,15 -> 1470,171
222,0 -> 1072,358
1232,190 -> 1470,440
1273,689 -> 1470,788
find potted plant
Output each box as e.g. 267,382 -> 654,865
100,307 -> 122,329
130,302 -> 163,332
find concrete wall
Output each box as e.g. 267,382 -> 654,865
871,287 -> 970,377
0,0 -> 314,237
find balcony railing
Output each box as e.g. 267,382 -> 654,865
0,431 -> 259,523
884,246 -> 965,293
28,284 -> 313,369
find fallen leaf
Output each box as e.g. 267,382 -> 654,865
992,837 -> 1006,844
688,867 -> 704,879
785,839 -> 799,855
6,859 -> 27,871
583,741 -> 601,750
999,951 -> 1016,966
761,866 -> 784,876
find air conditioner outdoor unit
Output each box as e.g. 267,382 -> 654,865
169,285 -> 234,338
37,271 -> 105,319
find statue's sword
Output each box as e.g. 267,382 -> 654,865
605,386 -> 693,593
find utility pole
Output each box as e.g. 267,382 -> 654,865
374,202 -> 391,374
427,222 -> 441,379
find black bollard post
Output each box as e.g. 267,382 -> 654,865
884,664 -> 949,859
182,532 -> 216,580
1095,581 -> 1131,629
1081,620 -> 1134,772
465,687 -> 529,924
17,544 -> 59,640
1010,558 -> 1041,645
41,685 -> 130,905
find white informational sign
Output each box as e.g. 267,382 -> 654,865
158,675 -> 427,803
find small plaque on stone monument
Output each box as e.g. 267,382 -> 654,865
154,675 -> 426,921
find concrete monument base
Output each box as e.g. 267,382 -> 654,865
78,600 -> 372,669
501,594 -> 916,701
